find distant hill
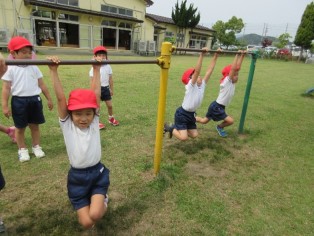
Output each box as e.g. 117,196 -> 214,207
237,33 -> 278,46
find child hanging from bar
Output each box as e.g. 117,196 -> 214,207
47,56 -> 110,229
163,48 -> 221,140
196,50 -> 246,137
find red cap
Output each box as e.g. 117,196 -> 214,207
181,68 -> 195,85
67,89 -> 98,111
93,46 -> 107,55
220,64 -> 232,83
8,36 -> 33,51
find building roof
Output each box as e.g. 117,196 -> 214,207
24,0 -> 143,23
145,13 -> 215,32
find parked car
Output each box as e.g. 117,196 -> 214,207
265,46 -> 277,53
247,45 -> 256,52
277,48 -> 291,55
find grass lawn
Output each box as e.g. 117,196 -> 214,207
0,52 -> 313,235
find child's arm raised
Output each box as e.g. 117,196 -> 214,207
190,47 -> 208,84
90,58 -> 102,108
236,50 -> 246,71
229,52 -> 240,82
203,49 -> 221,84
47,57 -> 68,119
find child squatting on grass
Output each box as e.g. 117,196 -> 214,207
196,51 -> 246,137
89,46 -> 119,130
164,47 -> 221,141
1,36 -> 53,162
48,56 -> 110,229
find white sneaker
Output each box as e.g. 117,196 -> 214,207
18,148 -> 30,162
32,145 -> 45,158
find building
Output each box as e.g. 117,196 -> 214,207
0,0 -> 215,53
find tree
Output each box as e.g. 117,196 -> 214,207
212,17 -> 244,49
294,2 -> 314,60
261,38 -> 272,48
274,33 -> 291,49
171,0 -> 200,47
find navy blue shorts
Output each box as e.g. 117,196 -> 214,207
101,86 -> 111,101
11,95 -> 45,128
205,101 -> 227,121
174,106 -> 197,130
67,162 -> 110,210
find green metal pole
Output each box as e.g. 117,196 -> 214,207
238,52 -> 258,134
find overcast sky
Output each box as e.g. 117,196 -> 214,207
146,0 -> 313,39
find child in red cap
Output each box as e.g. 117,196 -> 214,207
1,37 -> 53,162
89,46 -> 119,129
196,51 -> 246,137
48,56 -> 110,229
164,48 -> 220,141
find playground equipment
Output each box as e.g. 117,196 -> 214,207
5,42 -> 258,175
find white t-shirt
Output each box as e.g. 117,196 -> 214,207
216,76 -> 235,106
2,65 -> 43,96
89,64 -> 112,87
182,80 -> 206,112
59,114 -> 101,169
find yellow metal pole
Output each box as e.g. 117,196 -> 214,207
153,42 -> 173,175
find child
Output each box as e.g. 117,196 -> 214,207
164,48 -> 220,141
0,122 -> 15,143
196,51 -> 246,137
89,46 -> 119,129
0,53 -> 8,234
0,53 -> 16,143
48,56 -> 110,229
0,165 -> 5,233
1,37 -> 53,162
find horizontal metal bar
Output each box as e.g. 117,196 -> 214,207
174,48 -> 252,54
5,59 -> 159,66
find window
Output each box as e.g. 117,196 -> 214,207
176,33 -> 184,43
118,22 -> 131,29
165,32 -> 174,37
101,5 -> 133,17
32,9 -> 52,18
101,20 -> 117,27
39,0 -> 78,6
58,13 -> 79,21
39,0 -> 55,2
57,0 -> 78,7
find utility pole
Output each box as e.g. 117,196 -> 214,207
264,24 -> 268,37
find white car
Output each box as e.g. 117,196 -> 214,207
265,46 -> 277,53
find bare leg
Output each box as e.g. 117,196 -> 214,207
218,116 -> 234,128
196,116 -> 210,124
77,194 -> 106,229
105,100 -> 113,117
187,129 -> 198,138
172,129 -> 189,141
28,124 -> 40,146
16,127 -> 27,149
0,125 -> 9,134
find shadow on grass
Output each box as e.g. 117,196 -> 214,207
301,93 -> 314,99
98,169 -> 181,235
